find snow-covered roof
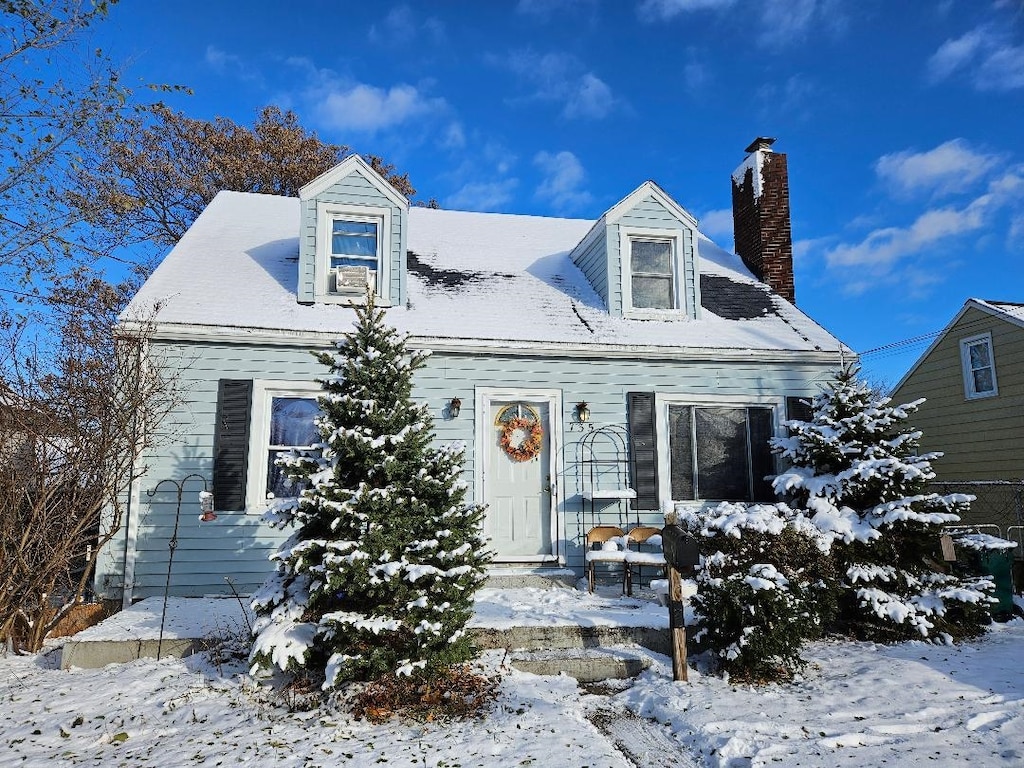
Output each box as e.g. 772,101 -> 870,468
973,299 -> 1024,329
124,190 -> 846,356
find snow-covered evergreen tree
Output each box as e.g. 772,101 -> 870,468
772,367 -> 992,642
682,502 -> 838,682
249,294 -> 490,689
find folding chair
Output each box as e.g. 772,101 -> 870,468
585,525 -> 627,592
624,525 -> 667,596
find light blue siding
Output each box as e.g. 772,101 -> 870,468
96,337 -> 838,600
297,169 -> 406,306
569,225 -> 609,305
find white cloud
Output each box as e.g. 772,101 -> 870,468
564,73 -> 616,119
639,0 -> 842,48
927,27 -> 987,81
757,0 -> 837,48
441,122 -> 466,150
369,5 -> 445,46
204,46 -> 261,83
495,50 -> 620,120
874,139 -> 1000,197
314,83 -> 446,133
516,0 -> 598,18
534,150 -> 593,213
756,74 -> 816,121
825,204 -> 987,270
697,208 -> 733,243
637,0 -> 736,22
444,179 -> 519,212
284,59 -> 448,134
927,25 -> 1024,91
816,161 -> 1024,295
683,61 -> 710,91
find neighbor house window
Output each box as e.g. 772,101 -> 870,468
265,396 -> 321,499
630,238 -> 675,310
315,202 -> 391,303
960,333 -> 998,399
667,405 -> 774,501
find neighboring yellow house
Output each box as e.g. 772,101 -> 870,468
894,299 -> 1024,480
892,299 -> 1024,534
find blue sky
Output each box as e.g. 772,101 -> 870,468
93,0 -> 1023,388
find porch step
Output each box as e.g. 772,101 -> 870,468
483,567 -> 577,590
509,647 -> 651,683
471,623 -> 670,657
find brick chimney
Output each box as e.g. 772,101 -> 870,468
731,137 -> 795,303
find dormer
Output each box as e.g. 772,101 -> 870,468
297,155 -> 409,306
569,181 -> 700,320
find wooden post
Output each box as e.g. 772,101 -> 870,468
668,565 -> 688,682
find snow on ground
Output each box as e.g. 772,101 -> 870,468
3,590 -> 1024,767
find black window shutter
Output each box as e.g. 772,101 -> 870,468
786,396 -> 814,425
627,392 -> 660,510
213,379 -> 253,511
748,407 -> 775,501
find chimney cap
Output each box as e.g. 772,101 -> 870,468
744,137 -> 776,154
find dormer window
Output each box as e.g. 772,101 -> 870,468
330,217 -> 379,295
315,201 -> 392,304
630,238 -> 675,309
620,226 -> 687,317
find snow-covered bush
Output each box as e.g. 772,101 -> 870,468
682,503 -> 838,682
249,294 -> 491,691
772,367 -> 993,643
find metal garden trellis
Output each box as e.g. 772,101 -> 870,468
146,473 -> 216,659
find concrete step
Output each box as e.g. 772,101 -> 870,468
483,567 -> 577,589
471,623 -> 669,656
509,647 -> 651,683
60,590 -> 671,669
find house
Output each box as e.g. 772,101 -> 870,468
95,138 -> 849,605
890,299 -> 1024,530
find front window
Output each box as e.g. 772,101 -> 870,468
630,238 -> 675,310
329,217 -> 379,295
960,334 -> 998,399
668,405 -> 774,501
265,396 -> 321,500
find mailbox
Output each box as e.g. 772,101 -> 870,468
661,524 -> 700,571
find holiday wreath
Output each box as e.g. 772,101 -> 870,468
500,416 -> 543,462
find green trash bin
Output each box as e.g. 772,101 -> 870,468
977,548 -> 1016,620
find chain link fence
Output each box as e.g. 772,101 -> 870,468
929,479 -> 1024,560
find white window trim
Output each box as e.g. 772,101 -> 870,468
654,393 -> 783,507
960,332 -> 998,400
245,380 -> 322,513
314,201 -> 392,305
619,225 -> 687,318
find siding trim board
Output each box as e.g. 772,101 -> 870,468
133,322 -> 845,364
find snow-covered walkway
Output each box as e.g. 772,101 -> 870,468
3,590 -> 1024,766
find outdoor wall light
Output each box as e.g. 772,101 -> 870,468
448,396 -> 462,418
576,401 -> 591,423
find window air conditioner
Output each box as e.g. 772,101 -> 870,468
333,266 -> 376,294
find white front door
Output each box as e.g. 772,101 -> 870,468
480,393 -> 560,562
